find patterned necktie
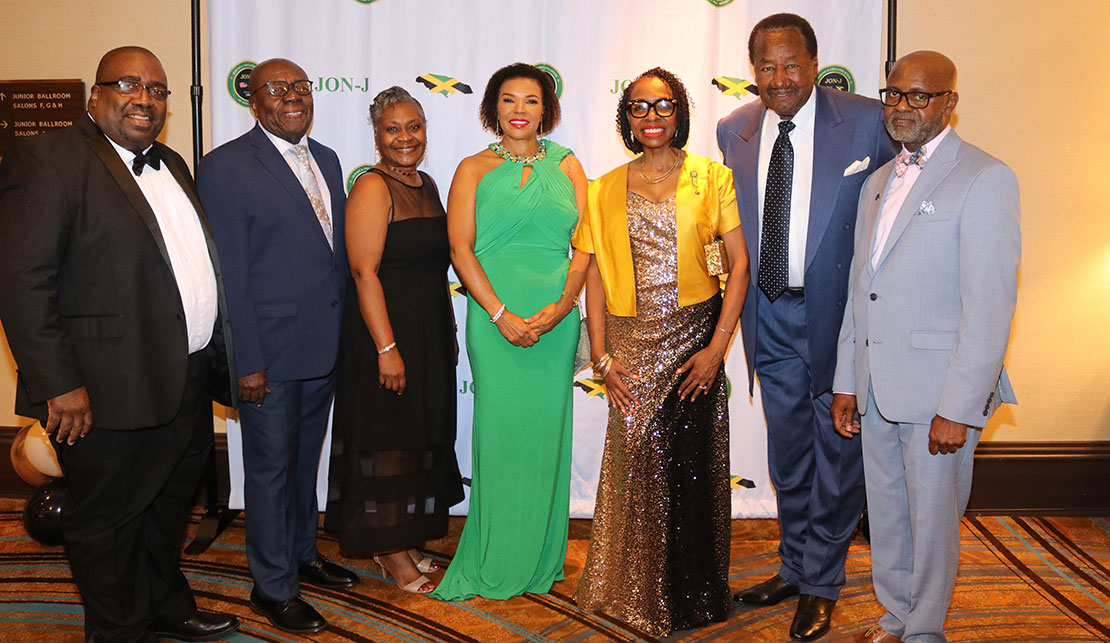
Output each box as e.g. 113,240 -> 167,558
894,147 -> 926,178
758,120 -> 795,302
289,144 -> 334,250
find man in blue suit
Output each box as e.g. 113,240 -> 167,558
831,51 -> 1020,643
198,58 -> 357,635
717,13 -> 895,641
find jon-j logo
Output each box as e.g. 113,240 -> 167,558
534,63 -> 564,100
227,61 -> 256,108
817,65 -> 856,93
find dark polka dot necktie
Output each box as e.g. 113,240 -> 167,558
759,120 -> 795,301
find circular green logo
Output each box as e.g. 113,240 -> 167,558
534,62 -> 564,100
346,164 -> 374,193
706,0 -> 736,5
817,65 -> 856,93
227,61 -> 256,108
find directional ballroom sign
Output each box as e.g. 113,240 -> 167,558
0,80 -> 85,156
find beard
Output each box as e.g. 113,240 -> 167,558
886,107 -> 947,149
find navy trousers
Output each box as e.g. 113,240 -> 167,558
755,290 -> 865,600
239,373 -> 335,601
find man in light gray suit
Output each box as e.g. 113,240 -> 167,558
829,51 -> 1020,643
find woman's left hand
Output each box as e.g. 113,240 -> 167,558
675,347 -> 725,402
525,301 -> 571,336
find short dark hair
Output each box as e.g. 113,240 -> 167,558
369,85 -> 425,129
479,63 -> 561,136
616,67 -> 692,155
748,13 -> 818,64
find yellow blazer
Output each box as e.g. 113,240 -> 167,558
572,153 -> 741,316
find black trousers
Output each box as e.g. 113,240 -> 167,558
53,352 -> 212,643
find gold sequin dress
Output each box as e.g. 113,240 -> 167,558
576,192 -> 732,637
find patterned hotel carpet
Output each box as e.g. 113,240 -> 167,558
0,502 -> 1107,642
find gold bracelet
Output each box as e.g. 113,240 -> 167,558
378,342 -> 397,354
594,352 -> 612,378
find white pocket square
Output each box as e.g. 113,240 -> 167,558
843,157 -> 870,177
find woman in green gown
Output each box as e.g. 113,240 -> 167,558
432,63 -> 589,600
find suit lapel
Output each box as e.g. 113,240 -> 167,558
248,124 -> 332,249
874,131 -> 962,270
862,165 -> 894,278
729,104 -> 764,276
78,117 -> 174,272
806,88 -> 850,270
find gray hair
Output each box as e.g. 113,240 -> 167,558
368,86 -> 426,129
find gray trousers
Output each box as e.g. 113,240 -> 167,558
861,384 -> 980,643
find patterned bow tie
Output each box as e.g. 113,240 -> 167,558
894,147 -> 926,178
132,147 -> 162,176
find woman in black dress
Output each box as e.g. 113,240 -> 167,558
325,86 -> 463,594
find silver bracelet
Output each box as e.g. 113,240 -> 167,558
489,304 -> 506,323
716,325 -> 733,335
378,342 -> 397,355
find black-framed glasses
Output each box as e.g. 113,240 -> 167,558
879,88 -> 952,109
255,80 -> 313,98
96,79 -> 170,101
626,97 -> 676,118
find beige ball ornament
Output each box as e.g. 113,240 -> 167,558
10,423 -> 63,486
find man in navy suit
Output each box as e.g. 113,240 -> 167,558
717,14 -> 895,641
198,58 -> 357,635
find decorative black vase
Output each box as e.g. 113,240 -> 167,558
23,479 -> 65,546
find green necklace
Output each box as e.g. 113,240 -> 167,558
489,139 -> 546,164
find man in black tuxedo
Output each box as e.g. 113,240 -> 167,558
0,47 -> 238,642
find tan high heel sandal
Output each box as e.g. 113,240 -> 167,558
373,555 -> 435,594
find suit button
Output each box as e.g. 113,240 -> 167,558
844,223 -> 851,229
865,339 -> 869,346
836,300 -> 842,307
176,313 -> 184,320
869,293 -> 877,301
835,262 -> 842,269
330,300 -> 338,308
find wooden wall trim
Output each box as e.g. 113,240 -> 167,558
2,426 -> 1107,515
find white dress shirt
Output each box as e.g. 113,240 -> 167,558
870,126 -> 952,269
102,128 -> 217,354
757,89 -> 816,288
259,126 -> 334,225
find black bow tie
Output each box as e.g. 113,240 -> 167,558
132,147 -> 162,176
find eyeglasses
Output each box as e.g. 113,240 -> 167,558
879,88 -> 952,109
254,80 -> 313,98
626,98 -> 676,118
96,79 -> 171,101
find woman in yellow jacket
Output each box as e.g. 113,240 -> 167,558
573,68 -> 750,637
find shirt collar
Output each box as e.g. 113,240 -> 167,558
89,112 -> 154,167
259,124 -> 306,156
903,125 -> 952,161
768,86 -> 817,135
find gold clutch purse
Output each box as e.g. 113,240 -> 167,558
705,238 -> 729,276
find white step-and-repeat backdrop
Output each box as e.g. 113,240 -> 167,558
210,0 -> 882,518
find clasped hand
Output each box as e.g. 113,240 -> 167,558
495,300 -> 572,348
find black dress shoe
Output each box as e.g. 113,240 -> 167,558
152,610 -> 239,642
250,589 -> 327,634
734,575 -> 800,606
298,554 -> 360,588
790,594 -> 836,641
